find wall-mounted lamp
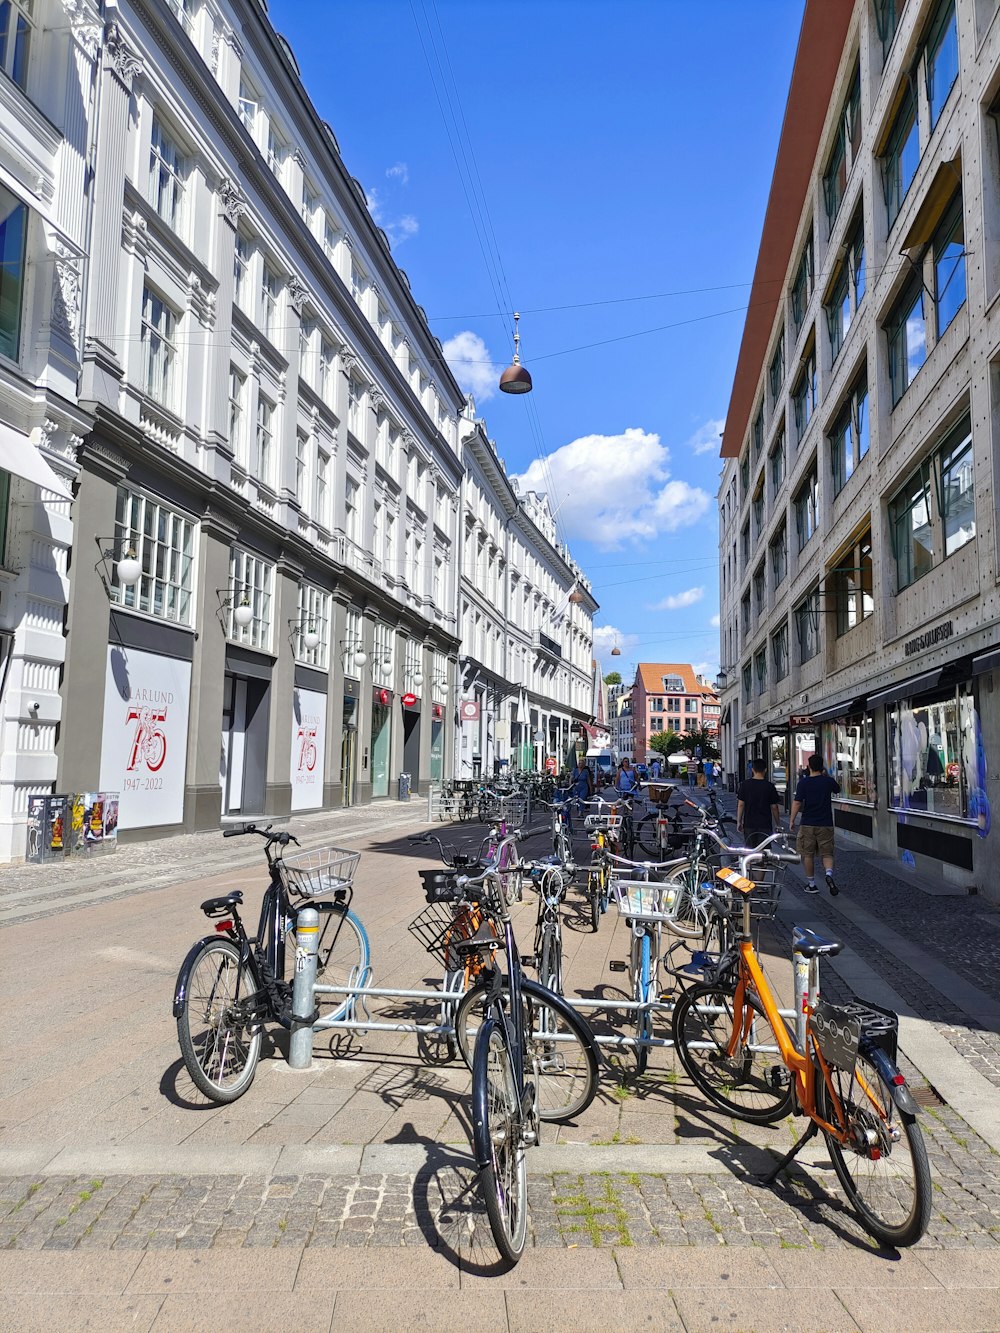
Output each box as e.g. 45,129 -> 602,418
217,587 -> 254,633
95,535 -> 142,599
289,619 -> 321,652
341,636 -> 368,668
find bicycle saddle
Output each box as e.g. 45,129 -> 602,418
201,890 -> 243,917
791,925 -> 843,958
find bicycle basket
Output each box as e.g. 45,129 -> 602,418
814,997 -> 899,1070
278,845 -> 360,900
499,795 -> 529,827
407,901 -> 496,969
611,878 -> 673,923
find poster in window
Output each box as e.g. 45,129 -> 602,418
291,688 -> 326,811
99,646 -> 192,829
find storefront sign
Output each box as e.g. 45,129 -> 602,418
904,619 -> 953,657
432,703 -> 443,720
401,692 -> 417,707
375,687 -> 391,705
460,700 -> 480,722
544,756 -> 557,775
99,646 -> 191,830
789,714 -> 813,726
290,688 -> 326,811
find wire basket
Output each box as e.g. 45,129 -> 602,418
407,901 -> 498,969
716,862 -> 782,920
278,845 -> 361,900
611,878 -> 675,923
585,812 -> 623,834
499,794 -> 529,827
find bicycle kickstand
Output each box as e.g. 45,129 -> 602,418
760,1120 -> 819,1186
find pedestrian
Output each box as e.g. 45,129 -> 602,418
704,758 -> 715,790
651,757 -> 661,781
567,757 -> 593,832
687,759 -> 697,788
615,757 -> 642,798
737,757 -> 782,847
790,753 -> 841,895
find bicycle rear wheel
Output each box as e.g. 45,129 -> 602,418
820,1053 -> 931,1248
311,906 -> 370,1020
473,1021 -> 528,1265
672,981 -> 794,1124
177,939 -> 262,1103
587,869 -> 601,932
662,860 -> 715,940
631,930 -> 654,1075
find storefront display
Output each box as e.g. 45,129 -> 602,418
888,685 -> 978,821
290,688 -> 327,811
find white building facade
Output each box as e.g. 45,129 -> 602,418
457,409 -> 596,779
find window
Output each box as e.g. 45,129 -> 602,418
252,395 -> 274,487
825,213 -> 865,362
742,662 -> 752,707
752,408 -> 764,463
234,230 -> 252,312
266,122 -> 287,179
753,562 -> 765,618
794,469 -> 818,550
823,64 -> 861,232
829,531 -> 874,637
238,77 -> 258,133
351,260 -> 367,306
795,588 -> 820,663
166,0 -> 195,36
754,648 -> 767,697
791,344 -> 817,442
933,194 -> 966,337
667,696 -> 681,713
926,0 -> 958,129
772,622 -> 789,682
149,118 -> 186,231
319,338 -> 334,399
347,376 -> 363,436
0,183 -> 27,361
752,484 -> 764,540
260,263 -> 279,339
882,87 -> 919,228
323,213 -> 339,260
315,448 -> 330,528
830,374 -> 869,495
940,420 -> 975,556
0,0 -> 32,90
296,583 -> 329,668
886,279 -> 926,405
650,697 -> 664,713
769,523 -> 787,589
770,430 -> 785,497
890,458 -> 933,590
768,333 -> 784,405
873,0 -> 906,63
0,468 -> 9,564
741,519 -> 750,567
345,477 -> 359,543
741,590 -> 751,643
685,698 -> 698,715
140,287 -> 177,409
301,177 -> 318,226
228,367 -> 246,459
891,422 -> 974,589
228,547 -> 272,650
740,450 -> 750,499
790,231 -> 814,333
888,685 -> 976,819
824,714 -> 874,801
114,486 -> 195,625
295,430 -> 308,507
373,620 -> 393,682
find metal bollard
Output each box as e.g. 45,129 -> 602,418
288,905 -> 319,1070
792,948 -> 809,1054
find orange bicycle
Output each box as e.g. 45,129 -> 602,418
672,848 -> 931,1248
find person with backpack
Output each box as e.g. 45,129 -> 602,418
615,757 -> 642,797
790,753 -> 841,895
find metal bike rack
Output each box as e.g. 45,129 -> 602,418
287,906 -> 798,1070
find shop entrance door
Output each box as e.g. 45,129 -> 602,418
371,701 -> 391,798
341,696 -> 357,807
221,673 -> 269,815
403,710 -> 420,795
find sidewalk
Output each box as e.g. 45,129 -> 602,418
1,795 -> 999,1330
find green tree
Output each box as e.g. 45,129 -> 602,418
648,730 -> 683,758
603,671 -> 622,685
679,728 -> 720,760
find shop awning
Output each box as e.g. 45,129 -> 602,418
811,695 -> 868,724
0,422 -> 72,498
973,647 -> 1000,676
867,668 -> 943,711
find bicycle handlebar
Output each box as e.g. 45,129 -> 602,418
222,822 -> 298,848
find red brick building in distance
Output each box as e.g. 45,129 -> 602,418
632,663 -> 721,761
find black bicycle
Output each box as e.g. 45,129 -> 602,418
417,859 -> 599,1264
172,824 -> 368,1103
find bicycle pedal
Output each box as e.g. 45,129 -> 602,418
609,960 -> 627,973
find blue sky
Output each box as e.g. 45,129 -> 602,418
270,0 -> 805,681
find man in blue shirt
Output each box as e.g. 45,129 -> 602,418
790,753 -> 841,895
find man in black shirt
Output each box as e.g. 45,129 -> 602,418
790,753 -> 841,895
737,758 -> 782,847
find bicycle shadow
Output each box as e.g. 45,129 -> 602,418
160,1024 -> 285,1111
388,1123 -> 516,1274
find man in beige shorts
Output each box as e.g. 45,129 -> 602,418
790,753 -> 840,895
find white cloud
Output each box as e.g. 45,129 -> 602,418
709,613 -> 721,628
442,330 -> 500,403
692,658 -> 719,681
686,417 -> 726,456
510,427 -> 711,550
651,586 -> 704,612
364,187 -> 418,248
593,625 -> 639,663
386,162 -> 410,184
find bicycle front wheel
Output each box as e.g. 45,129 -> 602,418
473,1021 -> 528,1265
632,930 -> 653,1075
587,869 -> 601,933
313,906 -> 370,1021
662,861 -> 714,940
820,1053 -> 931,1248
177,939 -> 262,1103
538,925 -> 562,995
672,981 -> 794,1124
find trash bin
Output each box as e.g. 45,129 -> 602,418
398,772 -> 411,801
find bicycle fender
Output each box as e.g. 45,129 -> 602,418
471,1017 -> 501,1170
172,935 -> 220,1017
864,1044 -> 919,1116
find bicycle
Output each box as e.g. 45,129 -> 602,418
418,858 -> 598,1263
172,824 -> 368,1102
671,849 -> 931,1248
525,859 -> 568,996
583,816 -> 615,932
